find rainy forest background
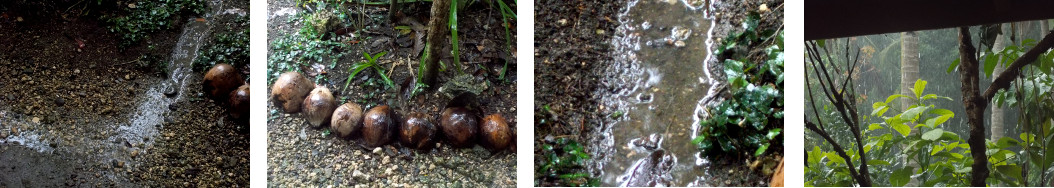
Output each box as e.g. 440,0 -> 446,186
805,20 -> 1054,187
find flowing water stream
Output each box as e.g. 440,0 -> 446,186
591,0 -> 721,186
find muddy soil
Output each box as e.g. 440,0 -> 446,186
266,0 -> 517,187
0,0 -> 249,187
534,0 -> 783,186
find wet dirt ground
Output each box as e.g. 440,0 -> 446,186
535,0 -> 783,186
266,0 -> 518,187
0,0 -> 249,187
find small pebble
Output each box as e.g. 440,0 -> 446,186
373,147 -> 382,154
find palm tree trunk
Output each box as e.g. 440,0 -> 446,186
991,25 -> 1007,142
900,31 -> 921,186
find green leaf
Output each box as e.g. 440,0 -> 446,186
885,94 -> 910,104
913,79 -> 927,98
868,123 -> 885,131
890,167 -> 914,187
825,152 -> 845,165
930,144 -> 944,155
995,165 -> 1023,182
924,108 -> 955,128
901,106 -> 930,121
984,53 -> 999,77
808,146 -> 823,165
947,58 -> 960,73
871,102 -> 889,116
817,39 -> 826,48
766,128 -> 782,140
922,128 -> 943,141
995,137 -> 1020,148
893,123 -> 912,137
755,143 -> 770,156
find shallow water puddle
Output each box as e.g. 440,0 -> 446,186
592,0 -> 718,186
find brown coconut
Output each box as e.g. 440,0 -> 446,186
204,64 -> 243,101
401,112 -> 436,149
363,105 -> 396,147
330,102 -> 364,138
270,72 -> 314,113
228,84 -> 250,120
480,114 -> 511,151
440,107 -> 478,147
302,87 -> 337,128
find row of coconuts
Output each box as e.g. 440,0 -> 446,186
204,64 -> 250,120
270,71 -> 513,151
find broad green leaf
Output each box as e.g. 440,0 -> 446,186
885,94 -> 910,104
868,123 -> 885,131
1020,133 -> 1036,143
893,123 -> 911,137
984,53 -> 998,77
817,39 -> 826,48
890,167 -> 914,187
991,150 -> 1015,164
1045,119 -> 1052,137
947,58 -> 960,73
946,142 -> 959,151
922,128 -> 943,141
995,137 -> 1020,148
871,103 -> 889,116
995,165 -> 1023,182
901,106 -> 930,121
825,152 -> 845,165
931,144 -> 944,155
913,79 -> 927,98
808,146 -> 823,165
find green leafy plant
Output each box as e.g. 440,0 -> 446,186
105,0 -> 207,47
194,16 -> 249,72
694,27 -> 784,157
536,138 -> 600,187
344,51 -> 395,91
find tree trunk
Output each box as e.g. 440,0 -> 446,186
421,0 -> 451,86
900,31 -> 921,186
957,27 -> 990,187
990,26 -> 1007,142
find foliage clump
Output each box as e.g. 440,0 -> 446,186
105,0 -> 207,47
694,12 -> 784,157
195,16 -> 249,72
536,138 -> 600,187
